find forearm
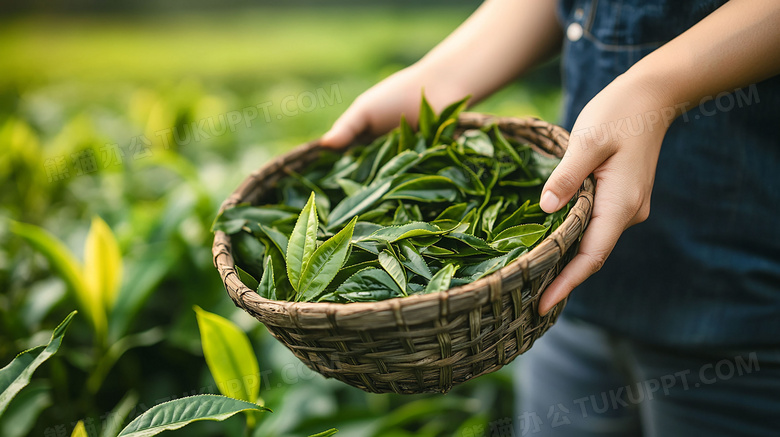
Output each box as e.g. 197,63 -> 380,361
625,0 -> 780,113
412,0 -> 562,104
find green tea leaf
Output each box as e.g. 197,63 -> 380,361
399,114 -> 417,152
0,311 -> 76,416
364,222 -> 443,243
493,201 -> 545,235
265,246 -> 294,301
444,233 -> 503,256
481,198 -> 503,239
424,264 -> 456,294
396,240 -> 432,280
366,133 -> 398,184
336,268 -> 402,302
374,150 -> 419,181
490,224 -> 549,251
491,124 -> 524,166
212,205 -> 297,234
286,193 -> 318,292
327,178 -> 393,230
194,307 -> 260,403
418,94 -> 435,141
423,246 -> 455,256
255,223 -> 289,255
117,395 -> 270,437
443,150 -> 486,195
235,265 -> 259,291
336,178 -> 363,197
351,222 -> 384,241
498,178 -> 544,187
231,232 -> 266,281
435,202 -> 468,221
392,202 -> 413,225
431,117 -> 457,146
288,170 -> 331,221
353,241 -> 380,255
458,247 -> 528,281
384,175 -> 459,203
352,136 -> 387,183
256,257 -> 276,300
356,201 -> 395,224
330,259 -> 380,292
320,156 -> 360,189
378,250 -> 407,294
297,217 -> 357,301
458,129 -> 494,157
544,202 -> 571,230
530,150 -> 561,180
437,95 -> 470,127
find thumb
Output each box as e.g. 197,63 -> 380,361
540,128 -> 608,213
320,108 -> 368,149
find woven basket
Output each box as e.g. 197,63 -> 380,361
212,113 -> 595,394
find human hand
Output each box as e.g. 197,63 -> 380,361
320,66 -> 470,148
537,74 -> 673,315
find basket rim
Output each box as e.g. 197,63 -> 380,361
212,113 -> 595,327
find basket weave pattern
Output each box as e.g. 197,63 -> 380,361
213,113 -> 595,394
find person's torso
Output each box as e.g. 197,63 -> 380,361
557,0 -> 780,346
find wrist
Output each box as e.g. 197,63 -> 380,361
616,65 -> 687,131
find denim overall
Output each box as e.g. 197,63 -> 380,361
558,0 -> 780,347
514,1 -> 780,435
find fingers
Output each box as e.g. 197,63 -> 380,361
320,106 -> 368,149
537,205 -> 625,315
540,129 -> 613,213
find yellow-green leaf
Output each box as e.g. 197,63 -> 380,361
11,221 -> 105,337
84,216 -> 123,312
71,421 -> 87,437
424,264 -> 456,294
286,193 -> 318,292
194,307 -> 260,403
298,217 -> 357,301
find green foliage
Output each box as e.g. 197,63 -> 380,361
0,7 -> 561,436
0,311 -> 75,416
12,218 -> 122,344
117,395 -> 270,437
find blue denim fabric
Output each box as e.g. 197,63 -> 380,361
556,0 -> 780,346
515,314 -> 780,436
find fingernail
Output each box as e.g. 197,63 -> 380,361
540,190 -> 559,213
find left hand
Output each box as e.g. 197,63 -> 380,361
537,73 -> 673,315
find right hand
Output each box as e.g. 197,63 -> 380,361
320,66 -> 466,148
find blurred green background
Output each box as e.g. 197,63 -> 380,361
0,3 -> 562,436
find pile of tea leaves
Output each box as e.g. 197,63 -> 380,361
212,96 -> 570,303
